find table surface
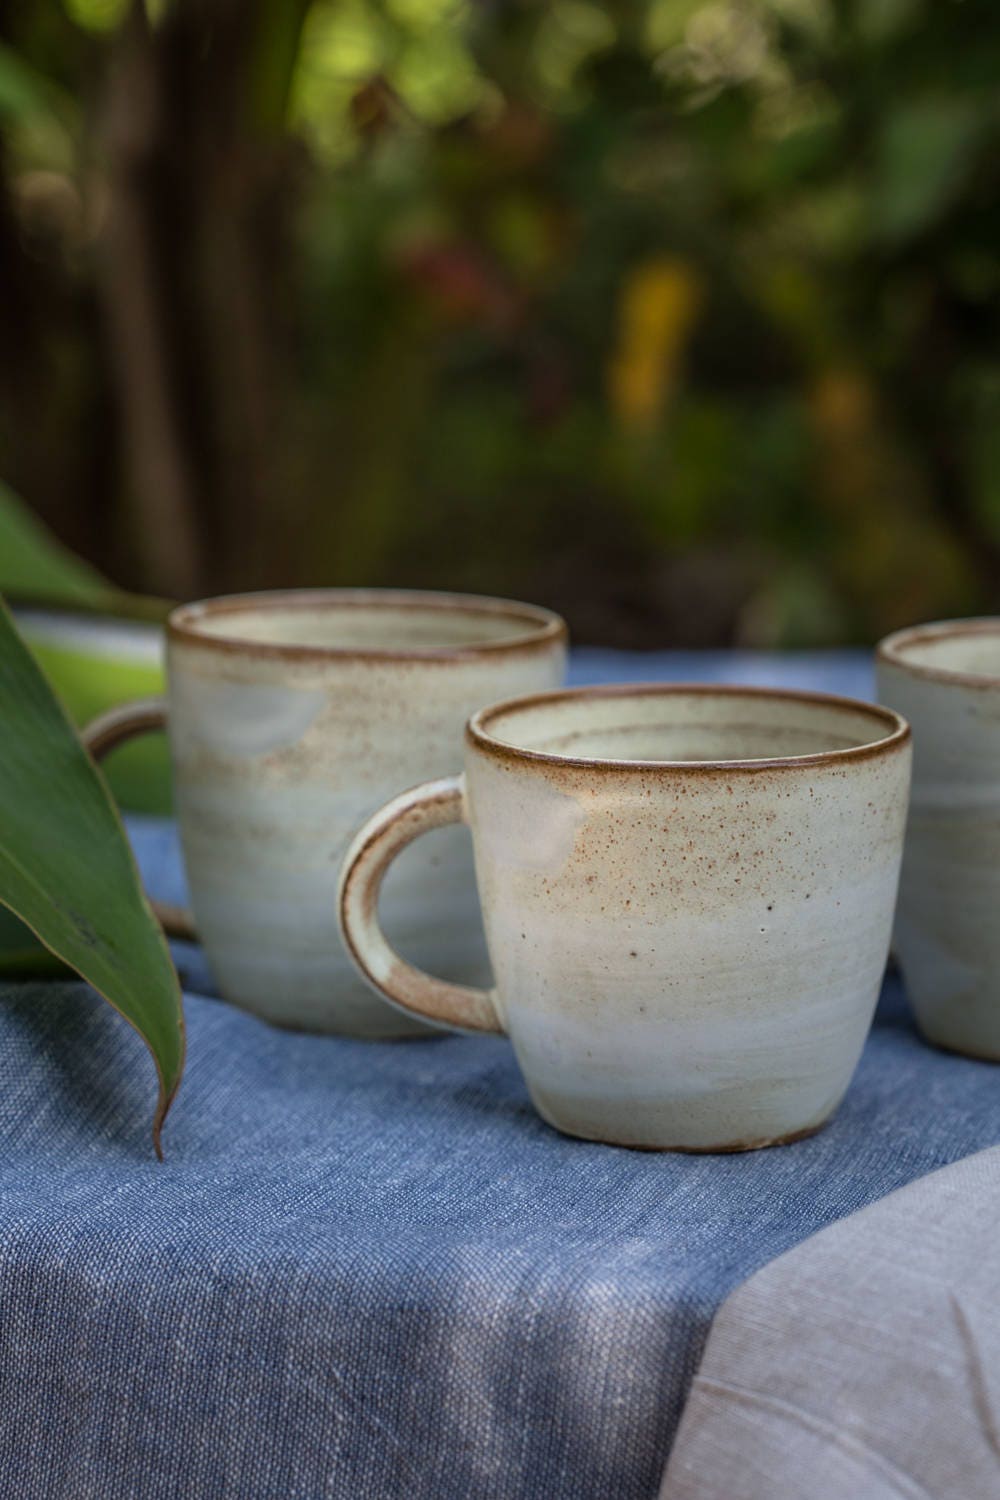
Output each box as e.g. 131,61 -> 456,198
3,650 -> 1000,1500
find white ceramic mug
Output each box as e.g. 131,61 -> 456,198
877,618 -> 1000,1060
339,684 -> 911,1150
83,589 -> 566,1036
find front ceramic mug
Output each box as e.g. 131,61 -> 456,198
339,684 -> 911,1150
84,589 -> 566,1036
877,619 -> 1000,1060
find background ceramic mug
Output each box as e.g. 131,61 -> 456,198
83,589 -> 567,1035
877,619 -> 1000,1060
339,684 -> 911,1150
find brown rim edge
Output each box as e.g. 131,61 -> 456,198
876,618 -> 1000,690
167,588 -> 567,663
467,681 -> 910,774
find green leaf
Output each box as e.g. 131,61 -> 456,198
0,480 -> 113,606
0,486 -> 172,975
0,481 -> 172,622
0,903 -> 68,976
14,610 -> 171,815
0,597 -> 185,1155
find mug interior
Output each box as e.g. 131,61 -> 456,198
472,685 -> 903,767
170,590 -> 563,657
879,620 -> 1000,684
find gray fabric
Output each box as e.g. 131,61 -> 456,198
661,1145 -> 1000,1500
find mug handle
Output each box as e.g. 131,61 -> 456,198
81,698 -> 197,943
338,774 -> 503,1034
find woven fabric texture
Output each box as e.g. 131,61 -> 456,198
1,651 -> 997,1499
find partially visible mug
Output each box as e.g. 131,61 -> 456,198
877,618 -> 1000,1060
339,684 -> 910,1150
83,590 -> 567,1036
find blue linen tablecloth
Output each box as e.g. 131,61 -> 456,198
2,651 -> 1000,1500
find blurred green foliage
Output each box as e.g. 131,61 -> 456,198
1,0 -> 1000,645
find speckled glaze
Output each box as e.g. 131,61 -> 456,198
339,684 -> 911,1150
87,590 -> 566,1036
877,619 -> 1000,1060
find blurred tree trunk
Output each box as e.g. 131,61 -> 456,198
99,4 -> 202,598
97,0 -> 311,598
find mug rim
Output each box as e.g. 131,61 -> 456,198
467,681 -> 909,774
877,617 -> 1000,689
167,588 -> 567,663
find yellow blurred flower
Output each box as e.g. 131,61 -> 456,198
609,258 -> 704,429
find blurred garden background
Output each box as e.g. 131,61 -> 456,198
2,0 -> 999,646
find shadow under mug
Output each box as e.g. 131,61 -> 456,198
339,683 -> 911,1151
83,589 -> 567,1036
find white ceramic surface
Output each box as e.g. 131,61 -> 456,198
85,589 -> 566,1035
877,618 -> 1000,1060
339,684 -> 911,1150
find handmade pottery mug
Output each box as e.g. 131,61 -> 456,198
83,590 -> 567,1036
877,618 -> 1000,1060
338,683 -> 911,1150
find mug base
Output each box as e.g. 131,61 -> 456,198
915,1025 -> 1000,1065
208,974 -> 439,1039
265,1010 -> 438,1041
534,1102 -> 831,1154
